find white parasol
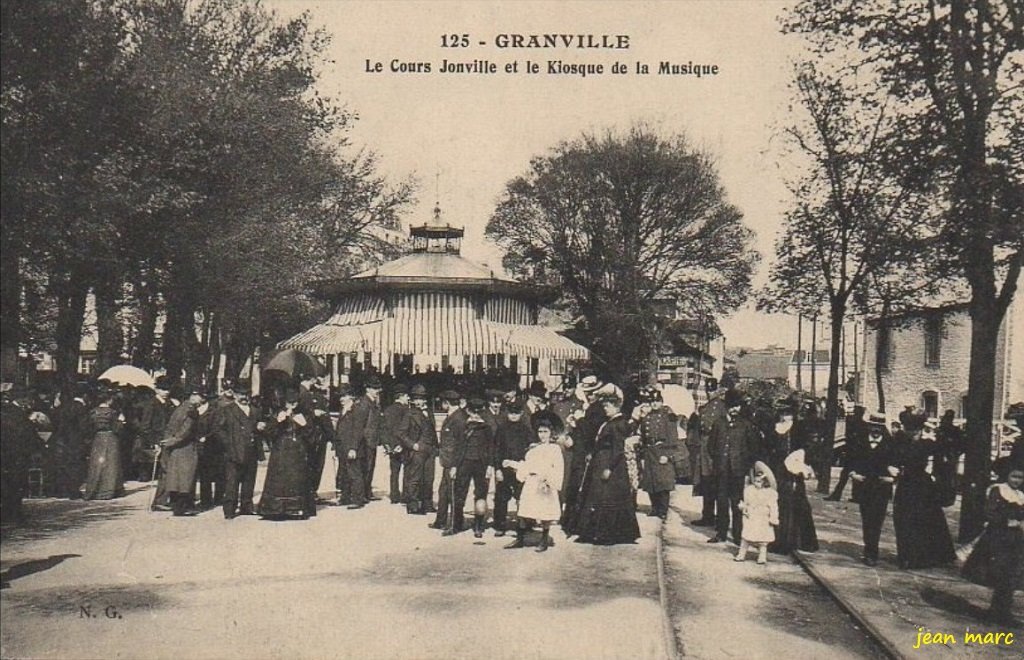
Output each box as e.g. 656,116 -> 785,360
661,384 -> 695,418
98,365 -> 156,390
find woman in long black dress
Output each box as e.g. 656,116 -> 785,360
82,385 -> 125,500
767,407 -> 819,554
573,389 -> 641,545
258,389 -> 316,519
962,461 -> 1023,626
892,420 -> 956,569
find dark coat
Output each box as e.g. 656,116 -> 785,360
708,413 -> 764,476
494,417 -> 535,466
337,395 -> 381,453
404,407 -> 437,454
380,402 -> 414,453
161,401 -> 199,493
640,407 -> 678,493
438,407 -> 468,469
452,416 -> 494,467
209,400 -> 264,465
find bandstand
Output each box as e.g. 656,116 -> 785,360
279,217 -> 589,388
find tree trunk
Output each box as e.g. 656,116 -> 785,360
162,287 -> 193,384
817,302 -> 846,493
958,295 -> 1002,542
54,278 -> 89,399
95,275 -> 124,372
0,243 -> 22,382
132,275 -> 159,370
873,300 -> 890,414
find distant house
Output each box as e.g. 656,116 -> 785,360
788,349 -> 837,397
857,280 -> 1024,419
733,349 -> 790,384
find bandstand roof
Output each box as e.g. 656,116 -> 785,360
279,318 -> 588,360
281,213 -> 588,361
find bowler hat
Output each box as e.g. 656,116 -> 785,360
440,389 -> 461,402
392,383 -> 409,396
467,397 -> 487,413
364,376 -> 382,390
527,380 -> 548,398
485,388 -> 504,403
336,383 -> 354,397
410,384 -> 428,399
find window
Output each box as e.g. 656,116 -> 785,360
474,355 -> 484,373
924,317 -> 942,367
486,354 -> 498,370
509,355 -> 519,374
922,391 -> 939,418
876,324 -> 893,371
549,358 -> 567,376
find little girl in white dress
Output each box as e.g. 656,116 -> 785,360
735,461 -> 779,565
503,420 -> 565,552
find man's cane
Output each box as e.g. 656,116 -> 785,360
148,445 -> 163,511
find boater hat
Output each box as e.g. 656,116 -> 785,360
865,411 -> 887,429
578,375 -> 604,392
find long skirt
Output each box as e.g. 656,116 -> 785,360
258,438 -> 312,518
573,450 -> 640,545
962,526 -> 1023,590
770,476 -> 819,553
893,476 -> 956,569
82,431 -> 124,500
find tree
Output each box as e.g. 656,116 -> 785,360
786,0 -> 1023,540
487,126 -> 758,382
759,63 -> 935,491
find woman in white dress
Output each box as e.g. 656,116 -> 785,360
502,420 -> 564,552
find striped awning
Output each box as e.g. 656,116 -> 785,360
279,319 -> 588,360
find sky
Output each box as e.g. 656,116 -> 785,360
265,0 -> 814,349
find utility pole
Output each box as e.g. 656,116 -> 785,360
796,313 -> 803,391
810,313 -> 818,398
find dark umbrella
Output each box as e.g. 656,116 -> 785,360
263,349 -> 325,380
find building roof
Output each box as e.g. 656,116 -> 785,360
790,349 -> 830,364
734,353 -> 789,381
352,251 -> 514,282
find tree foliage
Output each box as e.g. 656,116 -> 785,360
487,126 -> 758,381
1,0 -> 413,390
784,0 -> 1023,538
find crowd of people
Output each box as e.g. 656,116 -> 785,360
1,370 -> 1020,623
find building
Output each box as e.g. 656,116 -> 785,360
788,349 -> 839,398
857,288 -> 1024,419
278,215 -> 589,388
731,345 -> 790,384
647,299 -> 725,406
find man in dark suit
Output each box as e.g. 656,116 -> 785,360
430,390 -> 466,529
333,384 -> 357,505
402,384 -> 437,515
492,400 -> 534,536
708,389 -> 764,544
304,384 -> 334,505
849,412 -> 899,566
340,377 -> 382,508
827,405 -> 866,502
446,397 -> 494,538
381,383 -> 414,504
208,381 -> 263,518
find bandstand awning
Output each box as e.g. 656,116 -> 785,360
279,319 -> 589,360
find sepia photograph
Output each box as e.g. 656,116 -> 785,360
1,1 -> 1021,658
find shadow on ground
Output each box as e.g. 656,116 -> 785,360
1,496 -> 140,545
2,583 -> 170,617
0,555 -> 82,590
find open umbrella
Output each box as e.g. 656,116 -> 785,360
98,365 -> 156,390
661,384 -> 696,418
263,348 -> 325,380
